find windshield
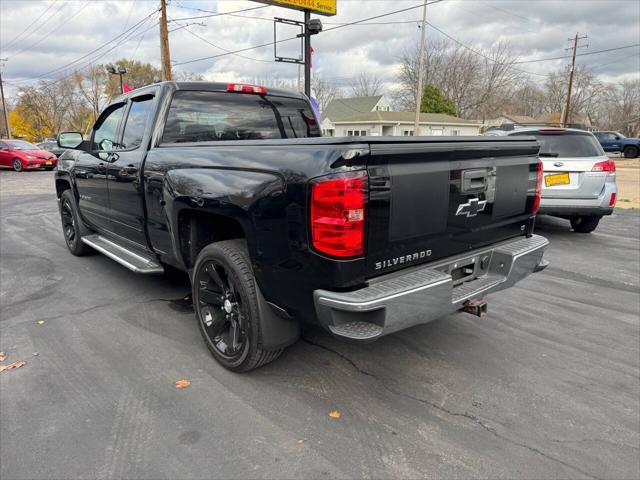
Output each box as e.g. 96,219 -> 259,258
9,140 -> 39,150
614,132 -> 626,139
162,90 -> 321,143
512,131 -> 605,158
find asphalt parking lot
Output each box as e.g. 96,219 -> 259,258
1,170 -> 639,479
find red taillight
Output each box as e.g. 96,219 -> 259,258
227,83 -> 267,95
592,159 -> 616,173
310,172 -> 367,258
532,159 -> 543,215
609,192 -> 617,207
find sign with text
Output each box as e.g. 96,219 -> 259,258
253,0 -> 336,16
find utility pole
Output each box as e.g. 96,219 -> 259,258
413,1 -> 427,135
0,59 -> 10,139
160,0 -> 173,81
561,32 -> 587,127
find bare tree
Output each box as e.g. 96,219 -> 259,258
349,72 -> 383,97
311,76 -> 341,113
393,40 -> 522,119
73,65 -> 108,123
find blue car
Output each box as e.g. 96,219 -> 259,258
593,131 -> 640,158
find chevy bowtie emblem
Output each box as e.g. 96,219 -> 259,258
456,198 -> 487,217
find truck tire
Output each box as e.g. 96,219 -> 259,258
59,190 -> 93,256
623,145 -> 639,159
570,216 -> 601,233
192,240 -> 283,372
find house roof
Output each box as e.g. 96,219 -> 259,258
331,111 -> 481,126
323,96 -> 384,122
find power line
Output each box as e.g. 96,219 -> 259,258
513,44 -> 640,64
11,1 -> 91,56
169,16 -> 272,64
170,4 -> 269,22
174,0 -> 447,66
425,21 -> 550,77
11,9 -> 160,84
1,0 -> 56,52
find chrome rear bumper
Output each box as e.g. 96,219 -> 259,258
313,235 -> 549,342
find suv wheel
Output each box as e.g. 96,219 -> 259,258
623,145 -> 639,159
192,240 -> 283,372
59,190 -> 93,255
570,216 -> 601,233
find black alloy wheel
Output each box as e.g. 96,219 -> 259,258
195,259 -> 249,363
192,240 -> 283,372
59,190 -> 93,256
61,198 -> 77,247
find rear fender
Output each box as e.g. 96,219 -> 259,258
163,167 -> 285,272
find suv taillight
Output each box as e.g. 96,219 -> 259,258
310,171 -> 367,258
592,159 -> 616,173
532,159 -> 543,215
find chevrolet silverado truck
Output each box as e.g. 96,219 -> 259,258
55,81 -> 548,372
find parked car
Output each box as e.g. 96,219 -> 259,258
36,140 -> 66,158
55,81 -> 548,372
486,127 -> 616,232
0,139 -> 58,171
593,131 -> 640,158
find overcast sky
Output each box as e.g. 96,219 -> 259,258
1,0 -> 639,99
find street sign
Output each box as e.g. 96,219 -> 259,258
253,0 -> 336,16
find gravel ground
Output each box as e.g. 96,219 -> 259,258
1,170 -> 639,479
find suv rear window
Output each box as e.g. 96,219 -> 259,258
162,90 -> 320,143
512,131 -> 605,158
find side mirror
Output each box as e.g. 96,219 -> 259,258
615,136 -> 621,140
58,131 -> 84,149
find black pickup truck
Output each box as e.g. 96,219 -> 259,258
56,81 -> 548,372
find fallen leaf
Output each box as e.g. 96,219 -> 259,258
32,352 -> 39,357
328,410 -> 341,419
0,352 -> 5,361
0,360 -> 26,373
36,320 -> 45,326
297,439 -> 305,444
175,379 -> 191,389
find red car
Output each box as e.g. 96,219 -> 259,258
0,139 -> 58,171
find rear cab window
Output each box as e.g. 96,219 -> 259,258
161,90 -> 321,143
512,130 -> 605,158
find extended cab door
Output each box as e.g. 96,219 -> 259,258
73,103 -> 126,232
106,93 -> 156,249
0,141 -> 10,167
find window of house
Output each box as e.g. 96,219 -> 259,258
402,130 -> 414,136
451,129 -> 460,136
430,128 -> 443,136
347,130 -> 367,136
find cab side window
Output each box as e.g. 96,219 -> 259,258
93,104 -> 125,151
121,96 -> 154,149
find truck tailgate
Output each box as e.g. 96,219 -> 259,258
366,137 -> 540,278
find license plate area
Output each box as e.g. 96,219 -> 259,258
435,253 -> 493,286
545,172 -> 570,187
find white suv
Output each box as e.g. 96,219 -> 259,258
487,128 -> 616,233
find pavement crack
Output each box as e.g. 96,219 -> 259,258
302,335 -> 599,480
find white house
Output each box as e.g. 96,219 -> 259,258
321,95 -> 481,137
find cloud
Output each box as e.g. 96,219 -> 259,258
0,0 -> 638,98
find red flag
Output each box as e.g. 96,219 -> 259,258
310,47 -> 314,68
122,83 -> 132,93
